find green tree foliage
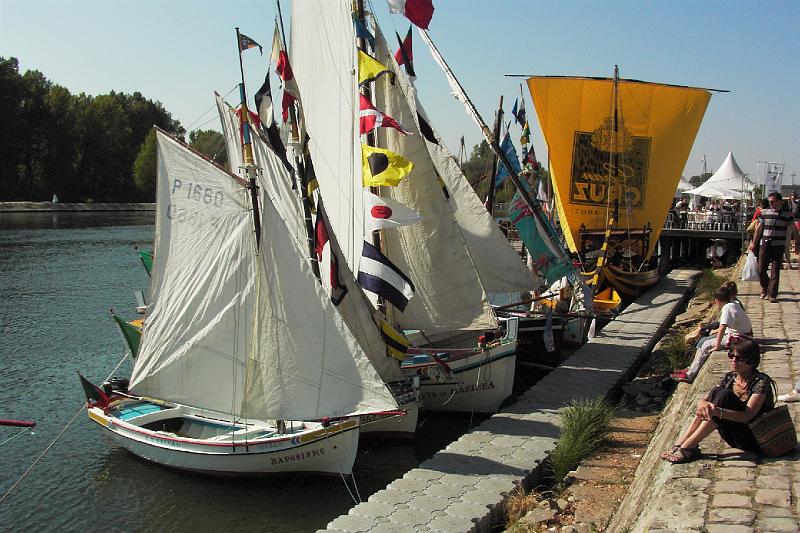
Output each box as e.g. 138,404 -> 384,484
0,56 -> 184,202
689,172 -> 712,187
461,139 -> 494,189
188,129 -> 228,167
133,129 -> 158,199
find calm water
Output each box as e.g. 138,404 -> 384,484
0,212 -> 483,532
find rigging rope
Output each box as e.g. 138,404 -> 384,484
0,352 -> 130,505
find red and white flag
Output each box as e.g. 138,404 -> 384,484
363,190 -> 421,232
387,0 -> 434,29
275,50 -> 299,122
359,95 -> 411,136
314,207 -> 347,305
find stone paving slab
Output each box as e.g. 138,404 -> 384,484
322,269 -> 699,532
613,266 -> 800,533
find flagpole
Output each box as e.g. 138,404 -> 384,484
235,27 -> 262,247
486,95 -> 503,217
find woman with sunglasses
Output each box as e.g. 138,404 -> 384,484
662,337 -> 775,463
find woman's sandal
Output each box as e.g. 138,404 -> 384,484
659,444 -> 681,460
664,447 -> 702,464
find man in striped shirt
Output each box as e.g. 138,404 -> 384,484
749,192 -> 795,302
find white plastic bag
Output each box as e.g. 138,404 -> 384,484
742,251 -> 759,281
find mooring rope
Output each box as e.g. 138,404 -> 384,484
0,352 -> 129,505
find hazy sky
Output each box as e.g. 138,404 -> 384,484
2,1 -> 798,187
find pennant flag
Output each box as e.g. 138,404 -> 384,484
254,72 -> 275,127
358,240 -> 415,311
387,0 -> 435,30
112,313 -> 141,358
135,247 -> 152,276
361,144 -> 413,187
276,50 -> 299,122
511,99 -> 519,125
78,372 -> 109,409
303,134 -> 319,204
494,132 -> 522,187
359,95 -> 411,136
352,12 -> 376,51
358,51 -> 395,86
517,98 -> 527,126
314,205 -> 348,305
394,26 -> 416,78
417,112 -> 438,145
270,23 -> 282,64
363,190 -> 421,231
520,122 -> 530,146
238,33 -> 262,54
379,318 -> 410,360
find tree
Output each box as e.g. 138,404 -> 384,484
189,129 -> 227,167
133,129 -> 157,200
689,172 -> 712,187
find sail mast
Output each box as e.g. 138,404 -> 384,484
485,95 -> 503,216
234,27 -> 262,247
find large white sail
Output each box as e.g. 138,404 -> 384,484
373,29 -> 538,294
372,30 -> 496,332
289,0 -> 363,272
131,131 -> 256,416
215,95 -> 406,386
244,172 -> 397,419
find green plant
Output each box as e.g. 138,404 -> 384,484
661,329 -> 692,370
545,398 -> 614,484
696,268 -> 724,301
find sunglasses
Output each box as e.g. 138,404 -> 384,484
727,352 -> 750,363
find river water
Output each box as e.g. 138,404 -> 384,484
0,212 -> 485,532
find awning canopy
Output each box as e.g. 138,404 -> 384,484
685,151 -> 756,199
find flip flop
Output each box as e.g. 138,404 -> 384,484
665,447 -> 702,464
659,444 -> 681,460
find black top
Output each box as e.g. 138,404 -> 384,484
718,371 -> 775,416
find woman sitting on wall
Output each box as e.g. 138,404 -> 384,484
672,285 -> 752,383
662,337 -> 775,463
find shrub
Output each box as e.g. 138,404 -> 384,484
662,329 -> 692,370
545,398 -> 614,484
696,268 -> 724,301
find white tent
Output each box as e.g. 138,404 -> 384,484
674,175 -> 694,196
685,151 -> 756,199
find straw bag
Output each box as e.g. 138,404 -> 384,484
748,380 -> 798,457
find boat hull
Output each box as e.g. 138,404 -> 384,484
604,266 -> 659,297
87,402 -> 360,476
359,401 -> 419,437
401,318 -> 519,414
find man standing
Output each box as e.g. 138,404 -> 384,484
749,192 -> 794,302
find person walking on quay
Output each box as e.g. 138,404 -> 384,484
661,337 -> 775,463
749,191 -> 795,302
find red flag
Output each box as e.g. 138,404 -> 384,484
276,50 -> 299,122
359,95 -> 411,136
235,107 -> 262,144
394,27 -> 415,79
78,373 -> 109,409
388,0 -> 434,30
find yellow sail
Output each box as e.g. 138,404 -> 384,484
527,76 -> 711,259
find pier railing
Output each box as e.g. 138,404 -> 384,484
664,211 -> 749,233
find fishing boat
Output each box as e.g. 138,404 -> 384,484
288,1 -> 532,414
81,128 -> 400,475
526,69 -> 715,296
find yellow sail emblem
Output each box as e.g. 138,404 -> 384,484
527,76 -> 711,259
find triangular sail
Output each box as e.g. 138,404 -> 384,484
527,76 -> 711,258
216,94 -> 405,387
372,27 -> 497,332
131,131 -> 256,416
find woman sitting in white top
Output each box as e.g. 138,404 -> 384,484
672,285 -> 752,383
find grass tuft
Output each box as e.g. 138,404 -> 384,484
545,398 -> 614,485
696,268 -> 724,301
661,329 -> 692,370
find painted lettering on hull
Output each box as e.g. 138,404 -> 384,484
270,447 -> 325,465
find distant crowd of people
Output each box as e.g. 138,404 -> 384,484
660,191 -> 798,463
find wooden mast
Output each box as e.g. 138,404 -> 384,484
485,95 -> 504,216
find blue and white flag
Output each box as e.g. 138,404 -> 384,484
494,132 -> 522,188
358,241 -> 415,311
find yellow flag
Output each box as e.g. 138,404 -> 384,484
362,144 -> 413,187
379,319 -> 410,361
527,76 -> 711,259
358,51 -> 395,86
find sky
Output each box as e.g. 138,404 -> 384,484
2,0 -> 799,187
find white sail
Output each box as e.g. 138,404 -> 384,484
216,95 -> 406,387
374,30 -> 539,293
131,131 -> 256,416
244,173 -> 397,419
290,0 -> 363,272
372,30 -> 497,332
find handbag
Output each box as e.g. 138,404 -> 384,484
748,379 -> 798,457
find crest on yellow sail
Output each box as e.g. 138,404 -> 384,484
527,76 -> 711,259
